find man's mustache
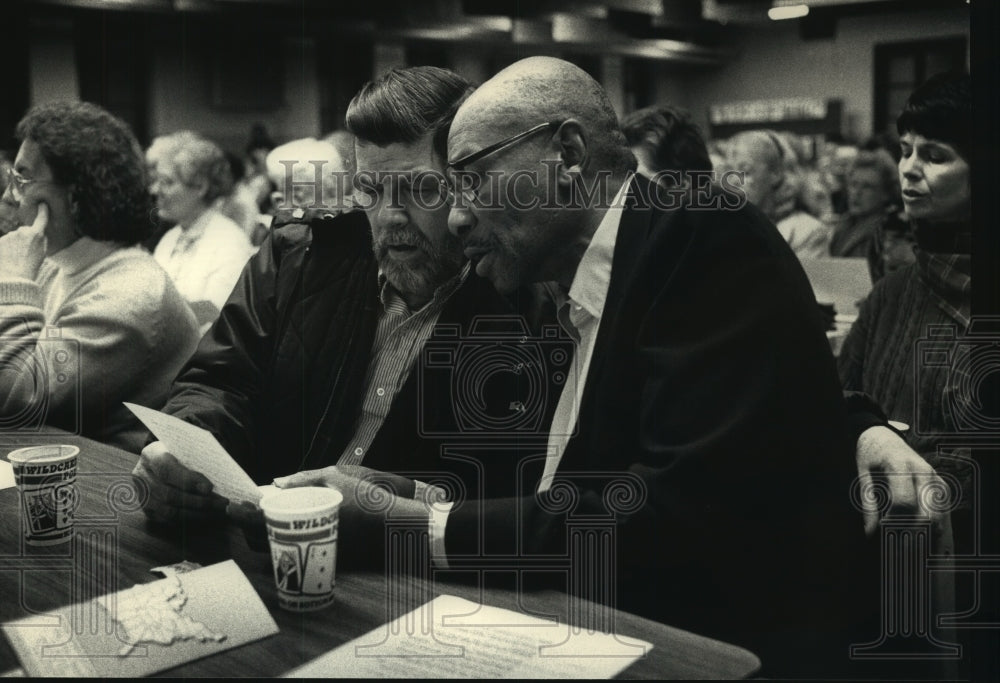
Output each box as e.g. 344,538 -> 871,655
373,229 -> 433,256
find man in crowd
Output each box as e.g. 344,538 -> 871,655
133,66 -> 559,521
620,103 -> 712,191
0,102 -> 200,450
275,57 -> 879,677
265,136 -> 352,225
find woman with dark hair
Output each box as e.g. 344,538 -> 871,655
838,71 -> 973,548
0,101 -> 200,450
147,131 -> 254,331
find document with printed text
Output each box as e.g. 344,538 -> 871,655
284,594 -> 652,678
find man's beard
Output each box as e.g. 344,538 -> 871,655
373,227 -> 467,302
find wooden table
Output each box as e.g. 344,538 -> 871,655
0,433 -> 761,679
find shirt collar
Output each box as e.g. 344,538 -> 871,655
45,236 -> 120,276
377,261 -> 471,315
174,208 -> 216,251
563,179 -> 629,323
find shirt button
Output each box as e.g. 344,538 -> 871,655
376,387 -> 386,397
354,447 -> 363,456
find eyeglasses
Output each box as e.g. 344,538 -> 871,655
5,167 -> 56,202
354,171 -> 450,211
443,120 -> 563,206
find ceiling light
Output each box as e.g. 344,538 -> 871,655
768,4 -> 810,20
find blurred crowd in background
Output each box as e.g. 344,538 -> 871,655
0,104 -> 916,300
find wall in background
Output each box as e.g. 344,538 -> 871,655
657,7 -> 968,142
148,33 -> 321,154
28,28 -> 79,106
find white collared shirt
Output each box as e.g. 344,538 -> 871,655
537,180 -> 627,492
153,209 -> 254,332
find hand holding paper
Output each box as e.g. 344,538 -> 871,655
126,403 -> 262,507
133,442 -> 230,523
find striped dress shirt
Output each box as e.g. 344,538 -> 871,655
336,263 -> 470,466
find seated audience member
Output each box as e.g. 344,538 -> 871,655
323,129 -> 357,182
132,67 -> 556,514
272,57 -> 878,677
0,102 -> 200,450
839,71 -> 974,551
799,164 -> 834,220
147,131 -> 254,332
773,133 -> 833,258
217,149 -> 267,246
265,137 -> 352,225
706,139 -> 728,175
726,129 -> 830,258
830,149 -> 901,258
620,104 -> 712,189
821,136 -> 858,218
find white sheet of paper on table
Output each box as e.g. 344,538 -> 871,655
124,403 -> 262,504
1,560 -> 278,678
0,460 -> 15,491
284,594 -> 652,679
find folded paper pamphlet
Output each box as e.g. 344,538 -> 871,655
1,560 -> 278,677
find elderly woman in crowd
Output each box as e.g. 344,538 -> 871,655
147,131 -> 254,332
829,149 -> 901,258
726,129 -> 830,259
0,102 -> 200,450
838,71 -> 973,550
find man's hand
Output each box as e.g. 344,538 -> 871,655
274,466 -> 429,570
0,202 -> 48,280
856,425 -> 948,536
132,441 -> 229,524
275,465 -> 417,499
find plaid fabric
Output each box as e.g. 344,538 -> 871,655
916,248 -> 971,329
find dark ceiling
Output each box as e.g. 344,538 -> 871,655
21,0 -> 969,66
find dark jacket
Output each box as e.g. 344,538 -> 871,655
445,178 -> 877,677
161,210 -> 567,497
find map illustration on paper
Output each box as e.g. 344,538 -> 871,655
97,576 -> 227,655
1,560 -> 279,678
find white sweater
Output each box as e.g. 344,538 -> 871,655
0,238 -> 201,451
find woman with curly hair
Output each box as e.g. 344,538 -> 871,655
147,131 -> 253,331
0,101 -> 200,451
829,148 -> 904,259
